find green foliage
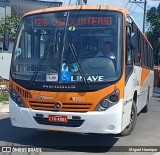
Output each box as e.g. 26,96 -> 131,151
0,15 -> 21,40
146,3 -> 160,65
0,92 -> 9,102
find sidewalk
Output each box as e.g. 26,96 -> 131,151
0,102 -> 9,113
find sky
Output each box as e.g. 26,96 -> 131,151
54,0 -> 159,31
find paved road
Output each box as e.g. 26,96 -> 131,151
0,95 -> 160,155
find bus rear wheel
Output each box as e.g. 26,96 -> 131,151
121,100 -> 137,136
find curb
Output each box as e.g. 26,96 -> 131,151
0,103 -> 9,113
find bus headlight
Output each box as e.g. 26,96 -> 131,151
10,88 -> 26,108
109,94 -> 119,102
100,100 -> 109,108
95,89 -> 120,111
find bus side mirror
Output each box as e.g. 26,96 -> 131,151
3,31 -> 9,51
130,33 -> 138,50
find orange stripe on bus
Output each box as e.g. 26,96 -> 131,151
12,81 -> 116,112
24,5 -> 128,18
140,68 -> 150,86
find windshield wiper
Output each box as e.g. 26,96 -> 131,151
69,43 -> 90,87
29,43 -> 55,87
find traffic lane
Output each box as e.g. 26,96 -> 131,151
0,115 -> 157,155
115,96 -> 160,146
0,114 -> 119,153
0,96 -> 160,153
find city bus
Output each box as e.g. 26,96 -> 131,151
9,5 -> 154,136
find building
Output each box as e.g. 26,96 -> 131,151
0,0 -> 10,19
11,0 -> 62,16
0,0 -> 62,80
0,0 -> 62,18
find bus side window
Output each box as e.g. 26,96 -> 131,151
125,16 -> 136,82
133,23 -> 140,66
141,35 -> 145,67
126,26 -> 133,66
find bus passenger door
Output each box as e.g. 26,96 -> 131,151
122,17 -> 141,130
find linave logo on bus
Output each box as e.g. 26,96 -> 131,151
60,75 -> 105,82
71,75 -> 104,82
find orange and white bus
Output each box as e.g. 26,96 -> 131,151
9,5 -> 154,136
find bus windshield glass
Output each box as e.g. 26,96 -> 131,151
12,10 -> 123,83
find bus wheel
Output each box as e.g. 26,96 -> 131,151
121,100 -> 137,136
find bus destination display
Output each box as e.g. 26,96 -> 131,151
34,16 -> 114,27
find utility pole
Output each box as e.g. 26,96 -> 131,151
143,0 -> 147,33
128,0 -> 147,33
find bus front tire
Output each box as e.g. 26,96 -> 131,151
121,100 -> 137,136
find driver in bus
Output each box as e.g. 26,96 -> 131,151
96,41 -> 115,60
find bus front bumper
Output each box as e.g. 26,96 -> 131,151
9,98 -> 123,134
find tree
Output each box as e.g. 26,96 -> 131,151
0,15 -> 21,40
146,3 -> 160,65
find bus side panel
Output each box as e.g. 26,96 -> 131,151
149,71 -> 154,100
122,66 -> 142,131
132,66 -> 143,113
139,69 -> 154,111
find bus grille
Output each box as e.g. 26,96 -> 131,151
33,117 -> 84,127
15,86 -> 32,99
28,101 -> 92,113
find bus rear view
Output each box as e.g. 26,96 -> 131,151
9,5 -> 154,136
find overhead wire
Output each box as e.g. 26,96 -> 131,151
125,0 -> 129,8
128,3 -> 134,11
131,4 -> 138,14
136,3 -> 144,9
130,3 -> 145,16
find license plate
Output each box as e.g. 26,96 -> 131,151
48,115 -> 68,123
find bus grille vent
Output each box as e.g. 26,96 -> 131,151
28,101 -> 92,113
16,86 -> 32,99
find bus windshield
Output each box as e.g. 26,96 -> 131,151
12,10 -> 123,84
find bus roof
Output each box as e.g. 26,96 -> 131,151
24,5 -> 129,17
